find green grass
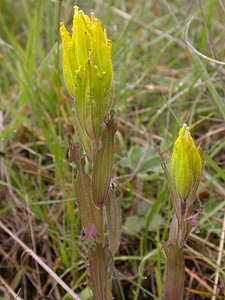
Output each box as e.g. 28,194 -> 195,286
0,0 -> 225,299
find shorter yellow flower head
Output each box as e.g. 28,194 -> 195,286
170,124 -> 203,201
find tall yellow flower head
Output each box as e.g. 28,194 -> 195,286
60,6 -> 113,99
60,6 -> 113,161
170,124 -> 203,202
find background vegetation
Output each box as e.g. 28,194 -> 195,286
0,0 -> 224,299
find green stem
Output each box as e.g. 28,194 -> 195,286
88,242 -> 113,300
162,243 -> 185,300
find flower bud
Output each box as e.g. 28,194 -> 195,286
170,124 -> 203,202
60,6 -> 113,161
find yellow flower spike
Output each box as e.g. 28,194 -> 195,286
60,6 -> 113,99
60,7 -> 113,93
170,124 -> 203,205
60,6 -> 113,161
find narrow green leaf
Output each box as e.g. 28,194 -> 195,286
75,156 -> 103,238
92,112 -> 117,206
106,186 -> 122,255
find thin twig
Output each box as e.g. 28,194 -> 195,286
129,140 -> 149,182
183,16 -> 225,66
212,213 -> 225,300
0,275 -> 23,300
198,0 -> 225,98
93,0 -> 186,48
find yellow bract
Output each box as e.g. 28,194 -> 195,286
60,6 -> 113,100
170,124 -> 203,200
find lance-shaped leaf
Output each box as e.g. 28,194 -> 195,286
92,111 -> 117,206
106,184 -> 122,255
75,156 -> 103,238
88,243 -> 113,300
158,148 -> 181,222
